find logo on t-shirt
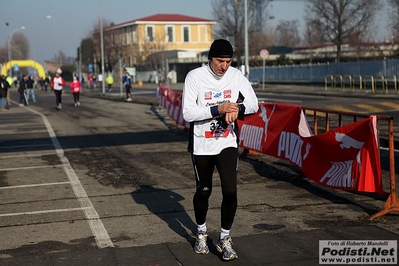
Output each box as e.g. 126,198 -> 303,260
224,90 -> 232,98
214,92 -> 222,98
204,91 -> 212,100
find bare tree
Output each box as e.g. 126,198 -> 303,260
136,31 -> 167,72
305,0 -> 381,62
9,33 -> 30,60
303,18 -> 327,46
0,46 -> 8,63
53,51 -> 69,66
388,0 -> 399,41
78,38 -> 95,73
275,19 -> 301,47
91,18 -> 116,73
212,0 -> 270,64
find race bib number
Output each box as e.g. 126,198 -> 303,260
204,119 -> 231,138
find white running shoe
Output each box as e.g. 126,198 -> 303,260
216,235 -> 238,261
194,232 -> 209,255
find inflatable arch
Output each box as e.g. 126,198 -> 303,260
1,60 -> 46,78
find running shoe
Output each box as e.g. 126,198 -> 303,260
216,235 -> 238,261
194,232 -> 209,254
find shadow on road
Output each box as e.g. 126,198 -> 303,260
131,185 -> 197,246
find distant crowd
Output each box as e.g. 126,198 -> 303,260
0,70 -> 136,112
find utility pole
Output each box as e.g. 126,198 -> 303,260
244,0 -> 249,78
99,0 -> 105,95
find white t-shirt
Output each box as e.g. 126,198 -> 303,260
53,76 -> 63,91
182,63 -> 259,155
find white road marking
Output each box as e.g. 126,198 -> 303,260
23,106 -> 114,248
0,182 -> 70,190
0,207 -> 91,217
0,165 -> 64,171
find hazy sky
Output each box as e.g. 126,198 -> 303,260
0,0 -> 391,67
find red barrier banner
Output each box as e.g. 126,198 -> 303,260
158,86 -> 383,194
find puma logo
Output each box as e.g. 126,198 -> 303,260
335,132 -> 364,149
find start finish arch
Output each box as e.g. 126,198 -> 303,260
1,60 -> 46,78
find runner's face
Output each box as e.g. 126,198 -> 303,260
210,58 -> 232,77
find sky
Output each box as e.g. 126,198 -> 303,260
0,0 -> 391,66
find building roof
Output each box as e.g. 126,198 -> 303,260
112,13 -> 216,29
136,13 -> 215,22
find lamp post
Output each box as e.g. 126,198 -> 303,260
244,0 -> 249,78
33,15 -> 52,77
7,25 -> 26,76
45,0 -> 62,65
99,0 -> 106,95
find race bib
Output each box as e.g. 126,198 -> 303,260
204,118 -> 232,138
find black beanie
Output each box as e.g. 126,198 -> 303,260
208,39 -> 233,59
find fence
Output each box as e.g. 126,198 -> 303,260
301,107 -> 398,219
158,86 -> 399,220
250,58 -> 399,92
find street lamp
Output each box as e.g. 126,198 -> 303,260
44,0 -> 62,65
7,25 -> 26,76
99,0 -> 106,95
33,15 -> 52,77
244,0 -> 249,78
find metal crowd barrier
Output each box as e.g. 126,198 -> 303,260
302,106 -> 398,219
325,74 -> 398,93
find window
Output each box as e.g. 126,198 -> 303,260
133,27 -> 137,43
199,25 -> 206,42
146,25 -> 154,42
126,27 -> 131,45
183,26 -> 189,42
166,26 -> 174,43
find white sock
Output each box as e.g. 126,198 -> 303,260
197,223 -> 207,233
220,228 -> 230,239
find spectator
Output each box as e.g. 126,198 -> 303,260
6,75 -> 13,106
18,75 -> 27,106
106,74 -> 114,92
13,76 -> 17,88
26,76 -> 36,103
98,73 -> 103,86
88,74 -> 93,88
122,71 -> 132,101
0,75 -> 10,112
44,75 -> 50,91
38,77 -> 45,92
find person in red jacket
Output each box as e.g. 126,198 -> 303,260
69,76 -> 81,106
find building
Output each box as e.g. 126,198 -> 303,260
92,13 -> 216,82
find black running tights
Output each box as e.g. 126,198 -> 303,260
191,147 -> 238,230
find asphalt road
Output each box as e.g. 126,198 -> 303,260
0,86 -> 398,265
